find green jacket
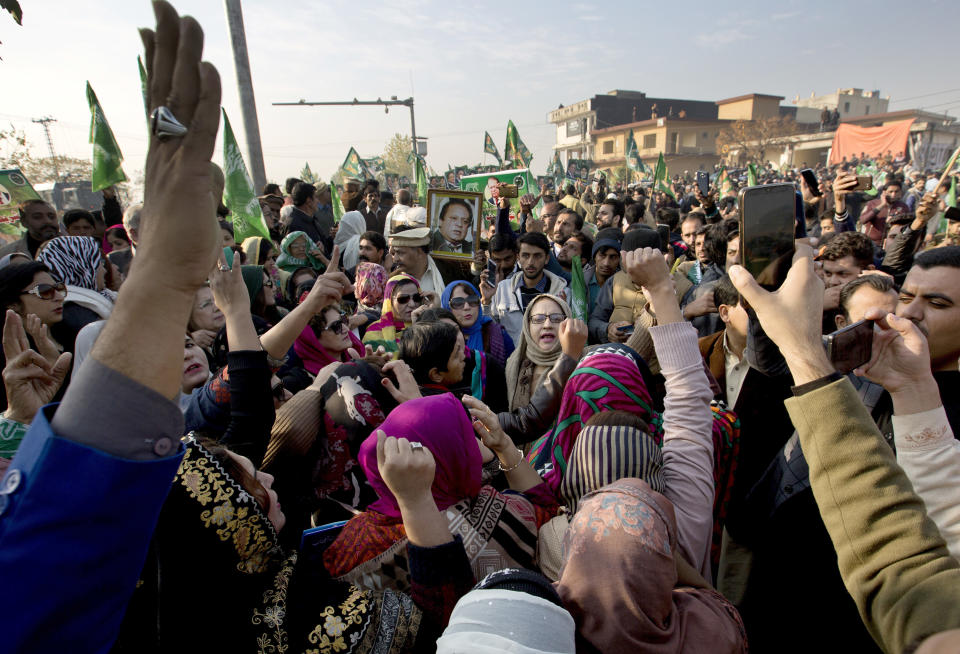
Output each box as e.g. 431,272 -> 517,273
786,378 -> 960,654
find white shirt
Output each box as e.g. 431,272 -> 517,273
723,331 -> 749,408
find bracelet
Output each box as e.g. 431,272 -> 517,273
497,448 -> 525,473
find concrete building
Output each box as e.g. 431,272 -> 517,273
794,88 -> 890,120
547,89 -> 717,164
591,117 -> 732,177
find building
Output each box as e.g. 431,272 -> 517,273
794,88 -> 890,121
760,109 -> 960,170
717,93 -> 785,121
547,90 -> 718,163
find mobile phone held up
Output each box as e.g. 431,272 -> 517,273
823,319 -> 873,374
498,184 -> 519,198
656,224 -> 670,252
800,168 -> 821,197
738,183 -> 796,291
853,176 -> 873,192
696,171 -> 710,196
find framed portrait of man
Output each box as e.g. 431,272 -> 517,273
426,189 -> 481,260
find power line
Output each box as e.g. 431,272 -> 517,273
889,88 -> 960,104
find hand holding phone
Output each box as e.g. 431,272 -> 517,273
800,169 -> 821,198
696,171 -> 710,197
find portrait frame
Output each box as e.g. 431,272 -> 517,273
426,189 -> 482,261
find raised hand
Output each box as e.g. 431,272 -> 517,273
381,359 -> 422,403
559,318 -> 587,359
209,251 -> 249,317
376,429 -> 436,503
2,311 -> 71,424
462,395 -> 513,455
856,310 -> 935,401
301,245 -> 352,313
137,1 -> 222,294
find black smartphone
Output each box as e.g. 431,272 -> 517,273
656,224 -> 670,252
800,168 -> 821,197
738,183 -> 796,291
617,324 -> 635,335
696,171 -> 710,196
823,319 -> 873,374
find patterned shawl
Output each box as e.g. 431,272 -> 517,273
527,346 -> 664,493
361,272 -> 420,356
557,479 -> 747,654
36,235 -> 116,302
354,262 -> 388,308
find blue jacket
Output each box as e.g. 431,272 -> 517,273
0,406 -> 183,653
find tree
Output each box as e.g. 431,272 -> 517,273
717,116 -> 798,166
0,125 -> 92,183
381,133 -> 413,176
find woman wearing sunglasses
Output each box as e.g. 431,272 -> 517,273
362,273 -> 423,357
293,305 -> 365,375
440,281 -> 514,368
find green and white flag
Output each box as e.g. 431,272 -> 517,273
483,131 -> 502,165
340,147 -> 367,179
716,165 -> 735,197
415,155 -> 428,207
653,153 -> 676,200
300,162 -> 318,184
569,255 -> 589,322
86,82 -> 126,192
625,129 -> 643,176
747,163 -> 759,187
221,108 -> 270,242
330,181 -> 344,223
504,120 -> 533,168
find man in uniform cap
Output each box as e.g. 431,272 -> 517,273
389,226 -> 446,304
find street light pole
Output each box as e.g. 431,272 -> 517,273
273,97 -> 419,179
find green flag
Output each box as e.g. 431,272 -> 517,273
948,176 -> 957,209
300,162 -> 318,184
483,131 -> 502,164
330,181 -> 344,223
625,130 -> 642,175
716,165 -> 736,197
569,255 -> 589,321
86,82 -> 126,192
747,163 -> 758,187
504,120 -> 533,168
415,155 -> 428,207
221,108 -> 270,243
653,153 -> 676,200
340,147 -> 367,179
137,56 -> 149,118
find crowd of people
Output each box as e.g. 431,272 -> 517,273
3,4 -> 960,653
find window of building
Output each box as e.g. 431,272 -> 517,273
643,134 -> 657,148
844,102 -> 850,113
865,106 -> 870,115
702,132 -> 708,138
602,140 -> 614,155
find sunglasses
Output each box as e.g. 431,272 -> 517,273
530,313 -> 565,324
21,282 -> 67,300
324,314 -> 349,335
449,295 -> 480,310
395,293 -> 423,306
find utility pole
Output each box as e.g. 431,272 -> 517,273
273,96 -> 419,179
223,0 -> 267,191
32,116 -> 60,180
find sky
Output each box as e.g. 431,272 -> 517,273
1,0 -> 957,190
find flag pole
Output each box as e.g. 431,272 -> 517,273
936,145 -> 960,191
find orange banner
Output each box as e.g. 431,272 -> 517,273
829,119 -> 914,165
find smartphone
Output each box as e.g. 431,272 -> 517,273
617,324 -> 635,335
853,176 -> 873,192
653,224 -> 670,253
696,171 -> 710,196
800,168 -> 821,197
222,246 -> 234,270
499,184 -> 519,198
738,183 -> 796,291
823,319 -> 873,374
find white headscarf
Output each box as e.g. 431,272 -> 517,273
334,210 -> 366,270
436,589 -> 576,654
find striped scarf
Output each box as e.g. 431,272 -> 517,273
36,236 -> 116,302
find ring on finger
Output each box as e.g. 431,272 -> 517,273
150,105 -> 188,140
410,442 -> 424,451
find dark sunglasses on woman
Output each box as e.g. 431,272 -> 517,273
324,314 -> 349,335
449,295 -> 480,310
395,293 -> 423,306
21,282 -> 67,300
